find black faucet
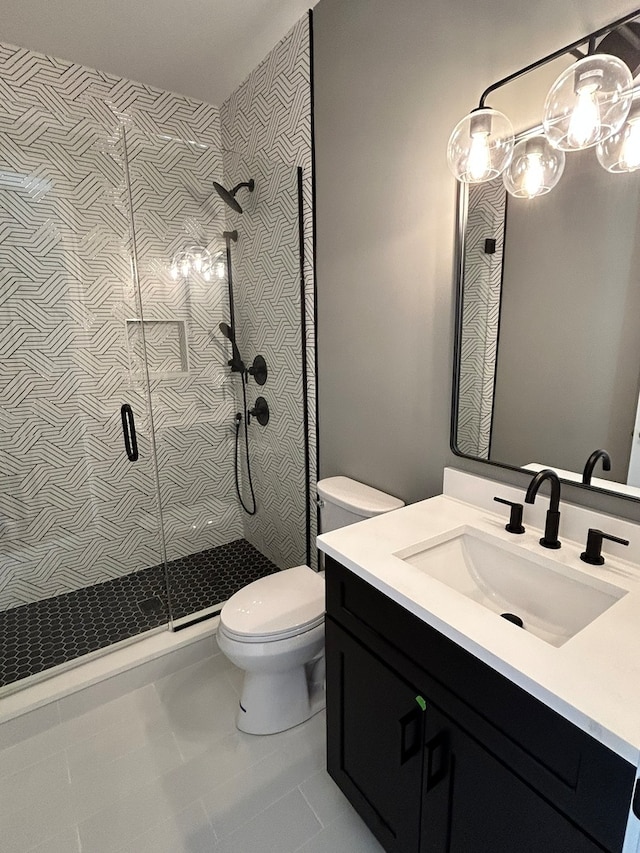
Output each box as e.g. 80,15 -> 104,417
524,469 -> 562,549
582,449 -> 611,485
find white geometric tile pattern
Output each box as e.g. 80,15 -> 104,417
0,41 -> 241,609
123,126 -> 244,564
221,15 -> 316,570
0,19 -> 315,614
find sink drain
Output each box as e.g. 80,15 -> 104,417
500,612 -> 524,628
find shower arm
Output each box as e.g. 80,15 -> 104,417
230,180 -> 254,195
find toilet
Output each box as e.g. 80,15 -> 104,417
217,476 -> 404,735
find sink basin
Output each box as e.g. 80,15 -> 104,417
395,527 -> 626,647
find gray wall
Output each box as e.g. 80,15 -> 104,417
313,0 -> 640,522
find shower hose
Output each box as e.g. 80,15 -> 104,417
234,371 -> 257,515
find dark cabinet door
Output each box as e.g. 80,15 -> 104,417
420,703 -> 606,853
326,618 -> 425,853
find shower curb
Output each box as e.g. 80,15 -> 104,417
0,618 -> 220,750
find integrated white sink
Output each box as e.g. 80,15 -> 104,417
395,527 -> 627,647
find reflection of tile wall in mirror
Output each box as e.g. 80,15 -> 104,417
456,179 -> 505,459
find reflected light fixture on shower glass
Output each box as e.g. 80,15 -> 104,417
446,108 -> 515,183
503,136 -> 566,198
543,54 -> 632,151
170,245 -> 217,281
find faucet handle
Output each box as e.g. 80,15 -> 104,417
493,497 -> 525,534
580,528 -> 629,565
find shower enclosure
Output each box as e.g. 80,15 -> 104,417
0,105 -> 310,690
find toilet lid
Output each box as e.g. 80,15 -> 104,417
220,565 -> 325,641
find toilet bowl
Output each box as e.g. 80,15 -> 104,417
218,477 -> 404,735
218,565 -> 325,734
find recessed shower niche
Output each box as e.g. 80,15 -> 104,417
126,319 -> 190,379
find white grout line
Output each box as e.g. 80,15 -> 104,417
298,782 -> 325,827
171,729 -> 187,764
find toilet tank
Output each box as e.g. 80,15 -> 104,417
317,476 -> 404,533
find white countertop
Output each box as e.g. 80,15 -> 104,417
317,469 -> 640,767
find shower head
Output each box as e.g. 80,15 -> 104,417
219,321 -> 233,341
212,179 -> 255,214
219,322 -> 245,373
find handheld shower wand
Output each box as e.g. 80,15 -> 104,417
219,322 -> 246,374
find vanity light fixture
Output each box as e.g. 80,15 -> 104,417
447,8 -> 640,196
447,108 -> 514,183
542,54 -> 632,151
502,136 -> 565,198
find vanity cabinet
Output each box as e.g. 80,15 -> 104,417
325,557 -> 636,853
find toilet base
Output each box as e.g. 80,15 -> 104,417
236,661 -> 326,735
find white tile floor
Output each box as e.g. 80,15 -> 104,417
0,646 -> 385,853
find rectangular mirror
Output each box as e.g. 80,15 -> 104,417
452,11 -> 640,503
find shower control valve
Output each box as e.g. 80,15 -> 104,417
248,396 -> 270,427
248,354 -> 268,386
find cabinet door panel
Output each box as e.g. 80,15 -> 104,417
326,618 -> 424,853
421,704 -> 606,853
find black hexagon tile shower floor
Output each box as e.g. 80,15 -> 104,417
0,539 -> 279,689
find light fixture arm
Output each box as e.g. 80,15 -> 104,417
477,9 -> 640,109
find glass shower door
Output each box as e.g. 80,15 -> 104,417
0,104 -> 167,688
123,127 -> 244,627
124,133 -> 311,628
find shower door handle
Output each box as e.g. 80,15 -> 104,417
120,404 -> 139,462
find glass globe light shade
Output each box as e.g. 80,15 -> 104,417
447,108 -> 515,183
543,54 -> 633,151
502,136 -> 566,198
596,98 -> 640,172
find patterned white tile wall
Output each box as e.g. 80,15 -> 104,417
123,127 -> 244,563
0,42 -> 243,609
456,179 -> 506,459
221,15 -> 316,570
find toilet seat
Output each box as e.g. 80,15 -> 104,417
220,565 -> 325,643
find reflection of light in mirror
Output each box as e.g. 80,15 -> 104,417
597,107 -> 640,172
503,137 -> 565,198
620,120 -> 640,170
